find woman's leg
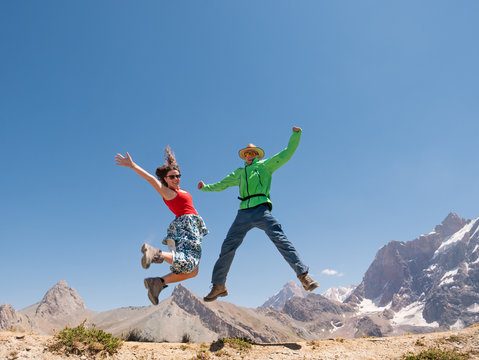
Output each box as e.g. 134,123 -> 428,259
162,266 -> 199,285
162,251 -> 174,264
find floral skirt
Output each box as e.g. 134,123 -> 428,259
163,214 -> 208,274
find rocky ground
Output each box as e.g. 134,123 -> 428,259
1,323 -> 479,360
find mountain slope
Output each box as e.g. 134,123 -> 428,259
347,213 -> 479,330
19,280 -> 96,334
0,303 -> 33,332
260,280 -> 308,310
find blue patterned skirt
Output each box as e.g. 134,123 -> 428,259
162,214 -> 208,274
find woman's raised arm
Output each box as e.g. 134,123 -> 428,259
115,152 -> 172,198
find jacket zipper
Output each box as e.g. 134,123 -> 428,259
244,167 -> 250,207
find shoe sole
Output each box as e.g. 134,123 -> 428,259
144,278 -> 158,305
141,244 -> 150,269
306,282 -> 319,291
141,244 -> 164,269
203,290 -> 228,302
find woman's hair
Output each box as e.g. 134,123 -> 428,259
156,146 -> 180,186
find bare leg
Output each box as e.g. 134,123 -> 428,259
162,252 -> 174,264
162,266 -> 199,285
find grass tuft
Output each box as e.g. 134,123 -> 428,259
48,320 -> 122,357
401,347 -> 470,360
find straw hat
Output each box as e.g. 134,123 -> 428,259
238,143 -> 265,160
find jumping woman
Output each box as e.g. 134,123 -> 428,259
115,147 -> 207,305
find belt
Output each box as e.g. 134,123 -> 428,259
237,194 -> 267,201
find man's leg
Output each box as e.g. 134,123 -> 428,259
257,207 -> 318,290
212,210 -> 253,285
204,209 -> 253,302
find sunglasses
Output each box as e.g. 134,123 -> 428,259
243,151 -> 257,158
166,174 -> 181,179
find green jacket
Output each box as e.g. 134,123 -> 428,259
201,129 -> 302,210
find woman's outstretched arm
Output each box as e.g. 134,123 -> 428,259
115,152 -> 174,199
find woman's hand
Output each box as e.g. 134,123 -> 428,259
115,152 -> 135,168
197,181 -> 205,190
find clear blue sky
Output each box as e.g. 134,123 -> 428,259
1,1 -> 478,312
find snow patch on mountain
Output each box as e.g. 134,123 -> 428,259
323,285 -> 356,303
467,303 -> 479,312
440,268 -> 459,286
357,298 -> 390,315
434,220 -> 476,258
451,319 -> 465,330
391,302 -> 439,328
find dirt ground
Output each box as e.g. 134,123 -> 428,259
1,324 -> 479,360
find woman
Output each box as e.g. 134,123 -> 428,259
115,147 -> 207,305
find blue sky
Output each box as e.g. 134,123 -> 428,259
1,1 -> 478,312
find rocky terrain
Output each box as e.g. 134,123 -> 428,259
1,323 -> 479,359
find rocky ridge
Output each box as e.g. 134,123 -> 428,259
260,280 -> 308,310
0,303 -> 32,332
346,213 -> 479,331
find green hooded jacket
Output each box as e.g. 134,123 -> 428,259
201,129 -> 301,210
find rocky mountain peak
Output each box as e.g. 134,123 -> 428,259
260,280 -> 308,310
323,285 -> 356,303
35,280 -> 85,319
0,304 -> 17,329
347,213 -> 479,330
171,284 -> 207,315
171,283 -> 194,298
0,303 -> 32,331
434,213 -> 467,237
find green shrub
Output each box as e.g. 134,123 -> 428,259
445,335 -> 461,343
401,347 -> 469,360
48,320 -> 122,357
219,337 -> 253,352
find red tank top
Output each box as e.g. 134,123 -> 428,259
163,189 -> 198,218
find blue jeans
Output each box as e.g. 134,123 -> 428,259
212,204 -> 309,285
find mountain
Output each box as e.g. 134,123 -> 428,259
323,285 -> 356,302
6,281 -> 310,342
0,303 -> 33,332
260,280 -> 308,310
90,289 -> 219,343
93,284 -> 311,343
20,280 -> 96,334
346,213 -> 479,333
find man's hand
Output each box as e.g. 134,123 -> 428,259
198,181 -> 205,190
293,126 -> 301,132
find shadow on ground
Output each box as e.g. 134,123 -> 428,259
210,340 -> 301,352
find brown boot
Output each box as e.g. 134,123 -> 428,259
144,277 -> 168,305
298,272 -> 319,291
141,243 -> 164,269
203,284 -> 228,302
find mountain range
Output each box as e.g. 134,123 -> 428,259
1,212 -> 478,342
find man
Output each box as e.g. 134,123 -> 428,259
198,126 -> 318,302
